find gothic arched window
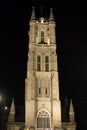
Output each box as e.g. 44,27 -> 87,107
41,31 -> 44,43
45,56 -> 49,71
37,110 -> 50,128
37,56 -> 41,71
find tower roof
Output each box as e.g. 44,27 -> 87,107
8,97 -> 15,122
49,8 -> 54,21
69,99 -> 75,123
9,97 -> 15,114
31,6 -> 36,20
69,99 -> 74,114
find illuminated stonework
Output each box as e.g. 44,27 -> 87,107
25,7 -> 61,129
7,7 -> 76,130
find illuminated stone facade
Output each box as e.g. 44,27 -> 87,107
25,7 -> 61,129
7,7 -> 76,130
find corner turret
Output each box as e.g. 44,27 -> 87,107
8,98 -> 15,122
69,99 -> 75,122
31,6 -> 36,20
49,8 -> 54,21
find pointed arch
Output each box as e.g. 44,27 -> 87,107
41,31 -> 44,43
36,108 -> 51,128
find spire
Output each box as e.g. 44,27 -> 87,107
69,99 -> 75,122
8,97 -> 15,122
31,6 -> 36,20
49,8 -> 54,21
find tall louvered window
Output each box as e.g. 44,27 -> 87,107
41,31 -> 44,43
37,56 -> 41,71
45,56 -> 49,71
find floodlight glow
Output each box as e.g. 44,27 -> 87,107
4,106 -> 8,110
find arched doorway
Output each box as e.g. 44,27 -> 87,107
37,109 -> 50,128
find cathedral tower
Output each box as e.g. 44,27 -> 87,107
25,7 -> 62,129
7,6 -> 76,130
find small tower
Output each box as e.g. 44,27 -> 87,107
66,99 -> 76,130
31,6 -> 36,20
69,99 -> 75,122
8,98 -> 15,122
49,8 -> 54,21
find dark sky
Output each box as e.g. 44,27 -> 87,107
0,0 -> 87,129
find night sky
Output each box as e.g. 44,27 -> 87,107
0,0 -> 87,129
